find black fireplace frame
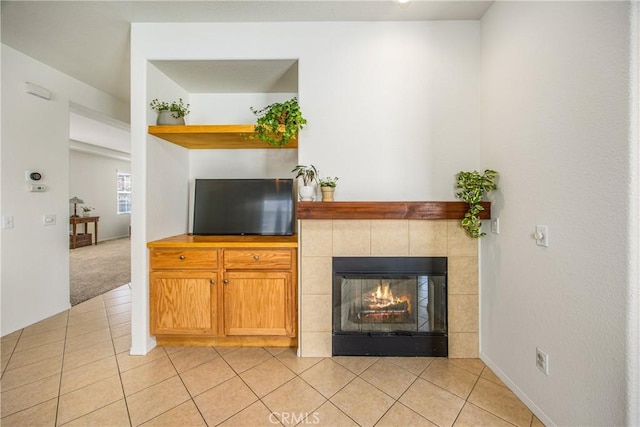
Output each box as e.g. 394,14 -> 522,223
332,256 -> 448,357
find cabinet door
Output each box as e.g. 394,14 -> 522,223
150,271 -> 217,335
224,271 -> 293,336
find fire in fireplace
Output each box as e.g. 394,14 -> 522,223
354,281 -> 410,323
333,257 -> 447,357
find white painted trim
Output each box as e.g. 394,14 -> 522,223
130,336 -> 157,356
480,352 -> 555,427
626,2 -> 640,425
69,140 -> 131,162
69,102 -> 130,131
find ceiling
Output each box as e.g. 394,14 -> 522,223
1,1 -> 493,105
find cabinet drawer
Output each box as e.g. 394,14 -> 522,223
150,249 -> 218,270
224,249 -> 292,269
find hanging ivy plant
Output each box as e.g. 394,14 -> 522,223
455,169 -> 498,238
249,97 -> 307,147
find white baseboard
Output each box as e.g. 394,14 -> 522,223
480,351 -> 555,427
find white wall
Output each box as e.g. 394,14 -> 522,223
1,45 -> 129,335
127,62 -> 191,353
131,21 -> 481,352
479,2 -> 638,425
188,92 -> 298,180
69,149 -> 130,240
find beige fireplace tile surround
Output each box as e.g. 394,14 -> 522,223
299,219 -> 479,358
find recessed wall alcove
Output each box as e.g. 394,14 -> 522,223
150,59 -> 299,94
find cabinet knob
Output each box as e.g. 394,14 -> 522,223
253,255 -> 259,260
210,279 -> 215,285
179,255 -> 185,260
223,279 -> 229,284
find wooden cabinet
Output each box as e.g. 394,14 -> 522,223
149,248 -> 220,336
150,271 -> 218,335
147,235 -> 297,347
223,249 -> 295,337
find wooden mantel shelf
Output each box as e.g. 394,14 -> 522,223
296,201 -> 491,220
148,124 -> 298,149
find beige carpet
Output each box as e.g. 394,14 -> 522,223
70,236 -> 131,306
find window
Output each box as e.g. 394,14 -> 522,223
117,171 -> 131,214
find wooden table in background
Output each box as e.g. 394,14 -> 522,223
70,216 -> 99,249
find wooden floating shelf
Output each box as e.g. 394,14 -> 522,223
296,201 -> 491,220
148,124 -> 298,149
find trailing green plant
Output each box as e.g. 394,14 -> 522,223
250,97 -> 307,147
319,176 -> 339,187
291,164 -> 318,186
455,169 -> 498,238
149,98 -> 190,118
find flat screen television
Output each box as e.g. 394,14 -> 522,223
192,178 -> 295,236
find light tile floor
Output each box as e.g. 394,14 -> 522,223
1,284 -> 545,427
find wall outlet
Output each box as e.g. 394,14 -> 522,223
536,347 -> 549,375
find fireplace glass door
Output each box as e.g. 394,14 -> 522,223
332,257 -> 447,357
336,274 -> 446,334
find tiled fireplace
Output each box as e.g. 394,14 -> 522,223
297,201 -> 485,358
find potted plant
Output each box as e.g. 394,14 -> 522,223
150,98 -> 190,125
455,169 -> 498,238
292,164 -> 318,201
80,206 -> 94,217
319,176 -> 339,202
249,97 -> 307,147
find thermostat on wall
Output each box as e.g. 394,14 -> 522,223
25,170 -> 43,182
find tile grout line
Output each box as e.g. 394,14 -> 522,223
110,292 -> 135,427
0,328 -> 24,379
374,358 -> 436,426
227,350 -> 280,426
165,345 -> 215,426
56,294 -> 124,427
269,374 -> 328,426
57,293 -> 132,426
53,305 -> 71,427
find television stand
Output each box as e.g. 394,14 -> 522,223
147,234 -> 298,347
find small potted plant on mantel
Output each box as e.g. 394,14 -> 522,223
319,176 -> 339,202
455,169 -> 498,238
150,98 -> 190,125
249,97 -> 307,147
292,164 -> 318,201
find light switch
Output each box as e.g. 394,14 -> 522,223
535,225 -> 549,247
43,214 -> 56,226
30,184 -> 47,192
2,216 -> 14,229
